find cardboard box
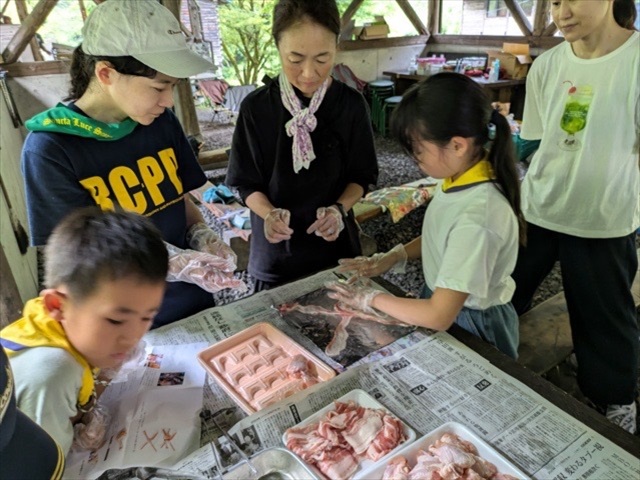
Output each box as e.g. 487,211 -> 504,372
486,43 -> 532,79
352,16 -> 390,40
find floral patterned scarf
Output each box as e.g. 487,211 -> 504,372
279,73 -> 330,173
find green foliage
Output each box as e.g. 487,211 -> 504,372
22,0 -> 95,50
218,0 -> 279,86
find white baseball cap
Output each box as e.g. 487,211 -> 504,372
82,0 -> 214,78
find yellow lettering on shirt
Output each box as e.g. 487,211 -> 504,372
157,148 -> 183,195
108,166 -> 147,213
138,156 -> 166,205
79,176 -> 115,211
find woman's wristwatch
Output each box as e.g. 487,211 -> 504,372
333,202 -> 347,218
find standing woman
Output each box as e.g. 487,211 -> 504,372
512,0 -> 639,433
226,0 -> 378,291
21,0 -> 241,328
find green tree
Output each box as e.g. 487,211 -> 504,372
218,0 -> 278,85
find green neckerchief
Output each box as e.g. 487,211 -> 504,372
25,103 -> 138,141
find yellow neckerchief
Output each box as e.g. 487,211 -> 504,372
441,159 -> 496,193
0,298 -> 97,408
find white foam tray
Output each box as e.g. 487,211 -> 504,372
363,421 -> 529,480
282,389 -> 416,480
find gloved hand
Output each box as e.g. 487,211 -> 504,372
187,222 -> 237,273
306,205 -> 344,241
165,243 -> 248,293
325,279 -> 383,315
264,208 -> 293,243
337,243 -> 408,282
100,341 -> 147,384
72,404 -> 110,452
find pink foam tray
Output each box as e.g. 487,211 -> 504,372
198,322 -> 336,414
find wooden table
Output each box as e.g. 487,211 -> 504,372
378,277 -> 640,457
382,70 -> 526,118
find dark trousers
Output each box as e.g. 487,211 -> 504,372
512,222 -> 638,406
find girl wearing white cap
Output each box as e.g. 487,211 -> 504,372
21,0 -> 244,328
226,0 -> 378,291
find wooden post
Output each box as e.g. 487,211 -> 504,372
504,0 -> 533,37
427,0 -> 439,36
395,0 -> 429,36
14,0 -> 44,62
0,246 -> 23,328
1,0 -> 58,64
532,0 -> 550,36
161,0 -> 202,139
78,0 -> 87,22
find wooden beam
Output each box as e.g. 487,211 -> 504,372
339,35 -> 429,52
1,0 -> 10,16
341,0 -> 364,29
79,0 -> 88,22
503,0 -> 532,37
161,0 -> 201,138
533,0 -> 550,36
431,34 -> 562,49
427,0 -> 439,36
0,246 -> 23,328
543,22 -> 558,36
2,0 -> 58,65
14,0 -> 43,62
395,0 -> 429,36
2,60 -> 70,76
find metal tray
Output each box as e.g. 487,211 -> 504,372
223,447 -> 320,480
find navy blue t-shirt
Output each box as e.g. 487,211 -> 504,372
22,104 -> 213,327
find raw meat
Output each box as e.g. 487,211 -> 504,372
285,400 -> 406,480
381,432 -> 519,480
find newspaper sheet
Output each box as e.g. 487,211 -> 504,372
63,343 -> 208,479
80,269 -> 639,479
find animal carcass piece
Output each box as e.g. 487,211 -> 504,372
285,354 -> 319,387
275,288 -> 415,367
285,400 -> 406,480
381,432 -> 520,480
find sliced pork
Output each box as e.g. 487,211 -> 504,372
382,432 -> 521,480
284,400 -> 406,480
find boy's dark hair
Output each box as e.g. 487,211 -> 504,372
614,0 -> 637,30
65,45 -> 158,101
272,0 -> 340,45
391,72 -> 526,245
44,207 -> 168,301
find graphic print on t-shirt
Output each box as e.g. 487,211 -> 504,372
558,81 -> 594,151
79,147 -> 184,215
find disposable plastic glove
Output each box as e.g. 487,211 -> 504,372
306,205 -> 344,241
186,222 -> 237,273
264,208 -> 293,243
165,243 -> 247,293
72,403 -> 110,452
337,243 -> 408,282
325,280 -> 383,315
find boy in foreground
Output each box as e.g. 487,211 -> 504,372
1,207 -> 168,455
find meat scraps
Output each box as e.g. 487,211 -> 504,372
381,432 -> 521,480
285,400 -> 407,480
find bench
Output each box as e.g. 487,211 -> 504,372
517,248 -> 640,375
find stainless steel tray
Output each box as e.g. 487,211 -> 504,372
223,447 -> 319,480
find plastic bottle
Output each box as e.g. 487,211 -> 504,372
408,55 -> 418,75
489,58 -> 500,82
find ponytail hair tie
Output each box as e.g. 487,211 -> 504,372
487,122 -> 497,140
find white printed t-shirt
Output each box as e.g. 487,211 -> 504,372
520,32 -> 639,238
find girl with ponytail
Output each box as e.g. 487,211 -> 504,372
326,72 -> 523,359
